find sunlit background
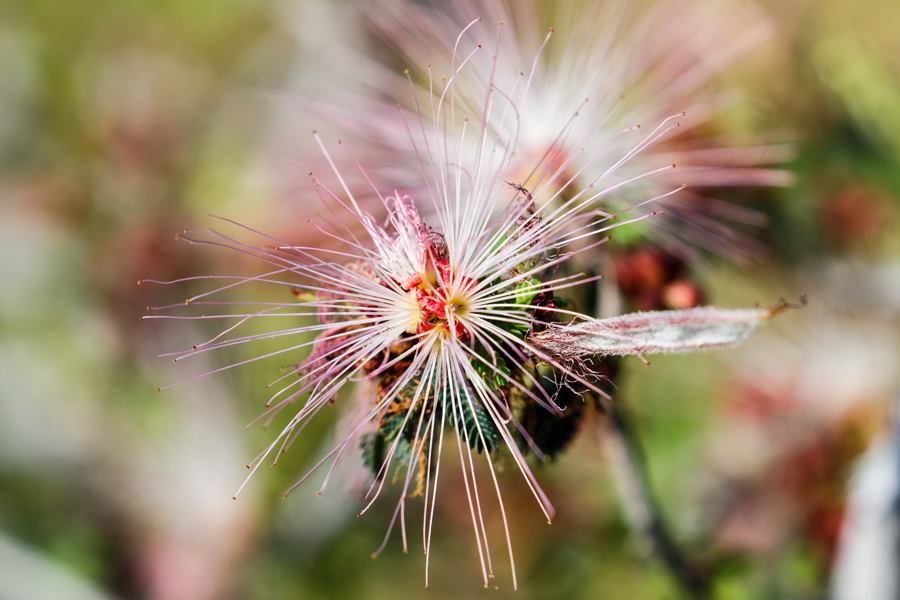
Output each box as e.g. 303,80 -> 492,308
2,0 -> 899,598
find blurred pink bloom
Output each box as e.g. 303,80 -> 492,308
290,0 -> 792,260
704,307 -> 898,562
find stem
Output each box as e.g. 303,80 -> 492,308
601,403 -> 711,599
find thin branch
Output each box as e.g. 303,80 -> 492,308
600,401 -> 711,598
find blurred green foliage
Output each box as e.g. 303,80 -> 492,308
1,0 -> 898,598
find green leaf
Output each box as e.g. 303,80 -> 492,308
514,278 -> 542,305
455,393 -> 500,454
471,351 -> 511,391
360,410 -> 410,476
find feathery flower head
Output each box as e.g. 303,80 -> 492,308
292,0 -> 792,261
144,17 -> 784,589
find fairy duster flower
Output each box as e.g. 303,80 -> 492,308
290,0 -> 792,261
144,18 -> 785,589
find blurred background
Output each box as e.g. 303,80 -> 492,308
1,0 -> 899,598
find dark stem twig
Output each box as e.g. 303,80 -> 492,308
601,403 -> 711,599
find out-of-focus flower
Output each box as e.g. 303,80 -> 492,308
704,307 -> 898,564
291,0 -> 792,261
612,246 -> 704,310
145,19 -> 782,589
819,181 -> 896,252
